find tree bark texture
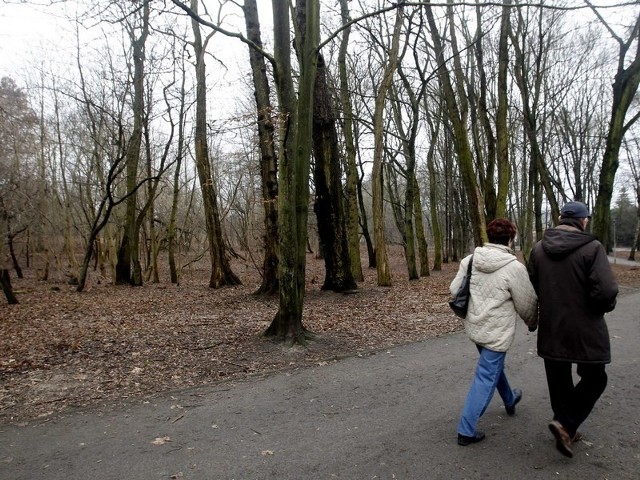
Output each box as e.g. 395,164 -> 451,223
412,176 -> 430,277
338,0 -> 364,283
244,0 -> 279,295
190,0 -> 241,288
372,4 -> 404,287
1,269 -> 18,304
168,63 -> 187,285
495,1 -> 511,219
312,54 -> 357,292
264,0 -> 319,344
425,3 -> 486,247
115,2 -> 149,286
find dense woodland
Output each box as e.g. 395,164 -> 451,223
1,1 -> 640,345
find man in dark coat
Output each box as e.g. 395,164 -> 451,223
528,201 -> 618,458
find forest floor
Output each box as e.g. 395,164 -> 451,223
1,246 -> 639,424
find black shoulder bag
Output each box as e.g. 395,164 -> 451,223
449,255 -> 473,318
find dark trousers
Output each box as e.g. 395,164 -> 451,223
543,359 -> 608,437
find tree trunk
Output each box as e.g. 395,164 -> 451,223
1,269 -> 18,304
495,1 -> 511,218
371,4 -> 404,287
338,0 -> 363,283
168,60 -> 187,285
425,109 -> 443,271
77,155 -> 125,292
395,35 -> 430,280
358,160 -> 375,268
244,0 -> 279,295
592,14 -> 640,248
312,53 -> 357,292
413,177 -> 430,277
143,122 -> 160,284
426,4 -> 486,246
509,8 -> 560,225
190,0 -> 241,289
264,0 -> 319,344
7,231 -> 23,279
115,2 -> 149,286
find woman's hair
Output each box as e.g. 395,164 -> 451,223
486,218 -> 517,246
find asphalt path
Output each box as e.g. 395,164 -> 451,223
1,290 -> 639,480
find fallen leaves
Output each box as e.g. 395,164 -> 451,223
1,249 -> 638,423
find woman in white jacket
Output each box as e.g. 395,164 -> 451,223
451,218 -> 538,446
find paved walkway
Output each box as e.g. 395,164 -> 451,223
1,292 -> 639,480
609,255 -> 640,267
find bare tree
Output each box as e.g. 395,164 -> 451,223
590,5 -> 640,249
623,137 -> 640,260
264,0 -> 320,344
0,77 -> 38,281
189,0 -> 241,288
243,0 -> 279,295
338,0 -> 364,282
425,1 -> 486,246
371,3 -> 404,287
115,0 -> 150,286
312,51 -> 357,292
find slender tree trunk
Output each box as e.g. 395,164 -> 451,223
168,62 -> 187,285
244,0 -> 279,295
413,177 -> 430,277
495,0 -> 511,218
357,158 -> 375,268
509,9 -> 560,224
143,121 -> 160,283
77,153 -> 126,292
469,5 -> 497,220
630,196 -> 639,260
338,0 -> 363,282
53,90 -> 79,273
395,35 -> 429,280
372,5 -> 404,287
426,3 -> 486,246
423,79 -> 443,271
427,141 -> 442,271
7,231 -> 23,279
190,0 -> 241,288
1,269 -> 18,304
115,2 -> 149,286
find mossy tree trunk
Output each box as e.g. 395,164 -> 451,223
264,0 -> 319,344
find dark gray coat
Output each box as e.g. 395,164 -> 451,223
528,224 -> 618,364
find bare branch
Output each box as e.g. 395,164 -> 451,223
169,0 -> 276,69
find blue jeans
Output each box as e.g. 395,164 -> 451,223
457,345 -> 517,436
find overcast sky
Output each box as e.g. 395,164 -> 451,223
0,1 -> 273,82
0,2 -> 69,77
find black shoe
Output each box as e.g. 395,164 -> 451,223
457,431 -> 486,446
505,388 -> 523,416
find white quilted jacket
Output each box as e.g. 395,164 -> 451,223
450,243 -> 538,352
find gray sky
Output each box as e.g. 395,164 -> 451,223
0,1 -> 273,80
0,2 -> 71,77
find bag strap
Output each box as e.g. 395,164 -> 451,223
466,255 -> 473,277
